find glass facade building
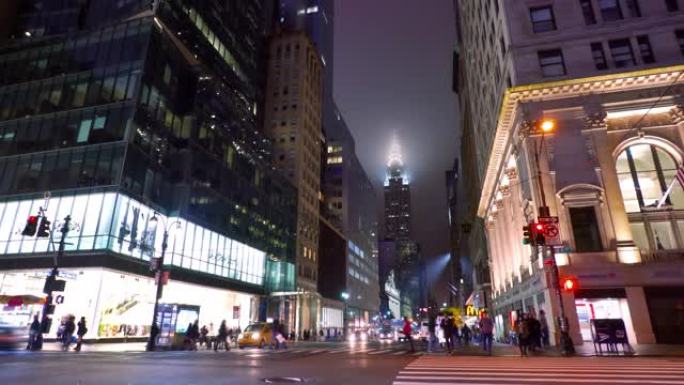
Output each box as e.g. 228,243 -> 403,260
0,0 -> 297,295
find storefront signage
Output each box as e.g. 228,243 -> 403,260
465,305 -> 484,316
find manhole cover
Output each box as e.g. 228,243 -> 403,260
262,377 -> 305,383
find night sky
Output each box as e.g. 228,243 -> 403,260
334,1 -> 459,301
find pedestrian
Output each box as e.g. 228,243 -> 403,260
479,311 -> 494,355
528,313 -> 542,352
74,317 -> 88,352
62,315 -> 76,351
27,315 -> 41,351
190,320 -> 199,350
515,314 -> 530,357
461,324 -> 471,346
427,315 -> 437,353
270,319 -> 281,350
539,309 -> 549,348
440,316 -> 451,353
199,325 -> 210,349
402,317 -> 415,353
278,322 -> 288,349
214,320 -> 229,351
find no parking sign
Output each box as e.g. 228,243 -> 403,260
538,216 -> 561,246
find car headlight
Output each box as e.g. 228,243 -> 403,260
238,333 -> 244,339
360,332 -> 368,341
253,332 -> 260,340
349,334 -> 356,342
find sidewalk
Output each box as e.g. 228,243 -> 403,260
429,342 -> 684,357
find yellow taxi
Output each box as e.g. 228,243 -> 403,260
237,322 -> 273,349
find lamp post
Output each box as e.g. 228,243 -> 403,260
340,292 -> 349,339
146,212 -> 180,351
532,119 -> 575,356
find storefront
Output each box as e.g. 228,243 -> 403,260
0,267 -> 256,339
574,289 -> 637,344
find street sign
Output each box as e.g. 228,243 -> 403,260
538,216 -> 561,246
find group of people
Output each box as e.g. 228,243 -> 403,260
403,311 -> 496,355
513,309 -> 549,356
180,320 -> 240,352
27,314 -> 88,352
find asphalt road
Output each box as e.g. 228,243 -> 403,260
0,342 -> 415,385
2,342 -> 684,385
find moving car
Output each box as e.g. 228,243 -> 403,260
0,322 -> 24,350
377,327 -> 395,341
237,323 -> 273,349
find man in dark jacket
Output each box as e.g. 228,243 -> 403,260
74,317 -> 88,352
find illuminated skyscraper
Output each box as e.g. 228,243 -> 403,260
384,138 -> 412,241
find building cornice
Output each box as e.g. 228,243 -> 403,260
478,64 -> 684,218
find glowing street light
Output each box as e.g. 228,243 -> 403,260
540,119 -> 555,133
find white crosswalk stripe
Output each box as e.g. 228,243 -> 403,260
393,356 -> 684,384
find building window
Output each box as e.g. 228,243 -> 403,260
538,49 -> 566,77
625,0 -> 641,17
569,207 -> 603,252
529,6 -> 556,33
598,0 -> 623,21
666,0 -> 680,12
608,38 -> 636,68
616,144 -> 684,212
676,30 -> 684,55
591,42 -> 608,70
580,0 -> 597,24
637,35 -> 655,63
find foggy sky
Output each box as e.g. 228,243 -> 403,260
334,0 -> 460,301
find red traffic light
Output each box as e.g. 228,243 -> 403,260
534,223 -> 544,232
28,216 -> 38,224
562,276 -> 579,292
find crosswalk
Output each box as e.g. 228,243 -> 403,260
230,345 -> 423,358
393,356 -> 684,384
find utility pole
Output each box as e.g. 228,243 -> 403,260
532,120 -> 575,356
39,215 -> 71,348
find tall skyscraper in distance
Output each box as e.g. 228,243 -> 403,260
384,137 -> 412,241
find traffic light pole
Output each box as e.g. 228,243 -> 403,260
533,133 -> 574,355
147,228 -> 168,351
38,215 -> 71,348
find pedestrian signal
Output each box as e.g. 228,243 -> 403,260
37,217 -> 51,237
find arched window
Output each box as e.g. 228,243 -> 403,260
616,144 -> 684,213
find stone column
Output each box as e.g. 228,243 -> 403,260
625,286 -> 656,344
587,105 -> 641,263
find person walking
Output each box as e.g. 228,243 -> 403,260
515,314 -> 530,357
270,319 -> 281,350
528,313 -> 542,353
148,322 -> 159,351
402,317 -> 415,353
426,315 -> 437,353
74,317 -> 88,352
27,315 -> 41,351
539,309 -> 550,348
214,320 -> 229,351
461,324 -> 471,346
199,325 -> 210,349
62,316 -> 76,351
441,316 -> 453,354
479,311 -> 494,355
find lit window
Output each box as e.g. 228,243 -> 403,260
616,144 -> 684,212
529,6 -> 556,33
306,6 -> 319,14
537,49 -> 566,77
609,38 -> 636,68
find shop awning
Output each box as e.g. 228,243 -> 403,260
0,295 -> 46,306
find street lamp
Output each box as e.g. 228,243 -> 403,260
146,212 -> 181,351
340,292 -> 349,338
530,118 -> 575,356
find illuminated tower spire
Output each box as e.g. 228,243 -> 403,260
387,134 -> 403,168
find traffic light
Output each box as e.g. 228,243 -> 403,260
21,215 -> 39,236
37,217 -> 51,237
561,276 -> 579,292
533,222 -> 546,246
522,224 -> 534,245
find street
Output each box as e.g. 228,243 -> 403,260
1,342 -> 684,385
